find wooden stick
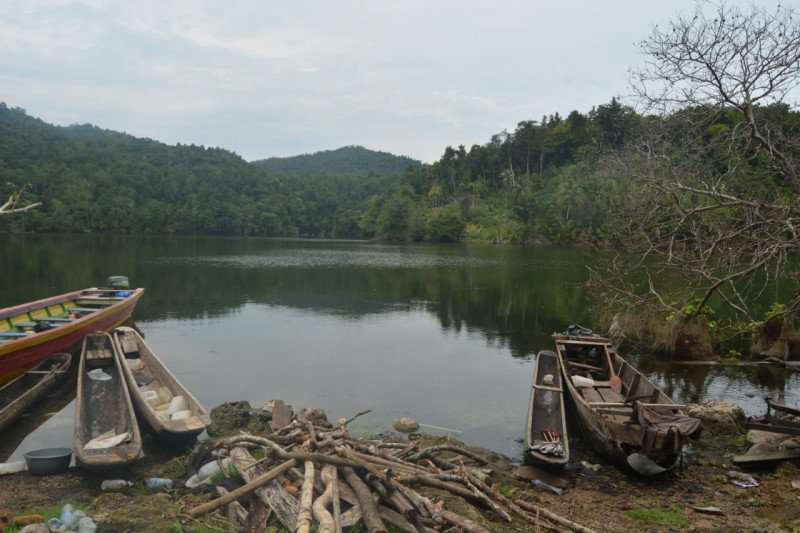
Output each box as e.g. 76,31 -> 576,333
330,466 -> 342,533
342,467 -> 388,533
514,499 -> 598,533
229,447 -> 300,530
343,409 -> 373,426
313,465 -> 336,533
296,460 -> 315,533
407,445 -> 488,465
214,487 -> 249,526
435,509 -> 491,533
187,459 -> 296,518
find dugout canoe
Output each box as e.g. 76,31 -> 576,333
554,332 -> 701,475
524,349 -> 569,469
0,281 -> 144,386
0,352 -> 71,434
113,326 -> 211,443
74,331 -> 142,471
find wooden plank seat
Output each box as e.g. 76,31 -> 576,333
0,332 -> 31,338
14,322 -> 39,328
66,307 -> 99,314
34,317 -> 73,323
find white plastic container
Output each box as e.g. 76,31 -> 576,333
101,479 -> 132,491
155,386 -> 173,404
141,390 -> 159,407
0,460 -> 27,475
171,409 -> 192,420
167,395 -> 187,415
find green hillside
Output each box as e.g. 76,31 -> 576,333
253,146 -> 421,176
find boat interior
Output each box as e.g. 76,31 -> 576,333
527,350 -> 567,461
557,339 -> 671,424
0,289 -> 130,341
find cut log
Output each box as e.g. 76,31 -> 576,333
187,457 -> 296,519
342,467 -> 388,533
313,465 -> 336,533
296,460 -> 315,533
272,400 -> 292,429
229,447 -> 300,530
243,499 -> 270,533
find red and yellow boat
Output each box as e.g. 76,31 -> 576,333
0,281 -> 144,386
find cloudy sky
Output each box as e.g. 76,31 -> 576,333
0,0 -> 763,162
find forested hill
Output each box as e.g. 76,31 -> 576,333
0,103 -> 395,237
253,146 -> 421,176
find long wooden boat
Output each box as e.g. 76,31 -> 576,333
554,332 -> 701,475
0,284 -> 144,386
74,332 -> 142,471
112,327 -> 211,443
0,352 -> 71,434
524,350 -> 569,469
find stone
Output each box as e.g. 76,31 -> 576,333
18,525 -> 50,533
746,429 -> 791,446
296,407 -> 332,428
393,417 -> 420,433
685,400 -> 744,435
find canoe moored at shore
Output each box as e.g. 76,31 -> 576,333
112,326 -> 211,443
0,281 -> 144,386
74,331 -> 142,471
524,350 -> 569,469
554,331 -> 701,475
0,352 -> 71,434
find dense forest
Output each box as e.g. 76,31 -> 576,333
1,99 -> 796,244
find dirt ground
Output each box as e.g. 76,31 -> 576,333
1,421 -> 799,532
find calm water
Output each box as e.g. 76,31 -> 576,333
1,234 -> 797,462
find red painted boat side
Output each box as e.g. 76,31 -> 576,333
0,288 -> 144,385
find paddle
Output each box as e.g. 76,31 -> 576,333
603,346 -> 622,394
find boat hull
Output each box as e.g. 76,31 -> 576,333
524,350 -> 569,469
554,333 -> 693,474
113,327 -> 211,444
74,332 -> 142,472
0,353 -> 71,434
0,288 -> 144,386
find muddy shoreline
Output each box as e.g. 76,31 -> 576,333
1,401 -> 799,532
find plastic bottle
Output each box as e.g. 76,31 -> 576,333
60,504 -> 74,527
144,477 -> 174,490
530,479 -> 563,496
78,516 -> 98,533
185,457 -> 237,488
101,479 -> 133,491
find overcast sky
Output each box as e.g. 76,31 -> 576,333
0,0 -> 776,163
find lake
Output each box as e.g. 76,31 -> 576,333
1,234 -> 797,462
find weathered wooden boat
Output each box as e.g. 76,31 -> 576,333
742,398 -> 800,437
0,352 -> 71,434
112,327 -> 211,443
74,331 -> 142,471
0,278 -> 144,386
524,350 -> 569,469
554,332 -> 701,475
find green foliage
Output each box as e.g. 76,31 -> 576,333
624,507 -> 689,527
425,205 -> 465,242
252,145 -> 421,176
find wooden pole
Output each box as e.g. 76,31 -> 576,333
187,459 -> 296,518
341,467 -> 388,533
295,460 -> 315,533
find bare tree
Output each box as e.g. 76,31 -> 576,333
0,185 -> 41,216
594,1 -> 800,351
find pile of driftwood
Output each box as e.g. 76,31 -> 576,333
185,410 -> 595,533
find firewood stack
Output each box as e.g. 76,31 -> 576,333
187,411 -> 596,533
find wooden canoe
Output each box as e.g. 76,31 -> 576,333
74,331 -> 142,471
554,333 -> 701,475
113,327 -> 211,443
0,286 -> 144,386
0,352 -> 71,434
524,350 -> 569,468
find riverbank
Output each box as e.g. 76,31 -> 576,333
1,400 -> 799,532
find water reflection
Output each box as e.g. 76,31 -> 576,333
0,235 -> 797,459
